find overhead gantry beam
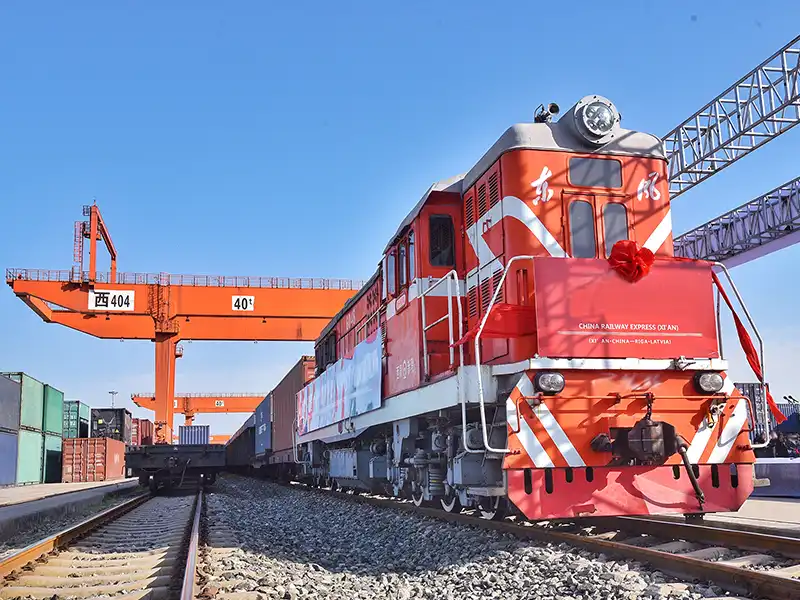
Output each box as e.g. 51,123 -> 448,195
664,34 -> 800,199
674,175 -> 800,266
132,393 -> 266,425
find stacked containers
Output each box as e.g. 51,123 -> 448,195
43,384 -> 64,483
1,373 -> 45,485
255,393 -> 272,457
63,400 -> 91,439
91,408 -> 133,444
0,375 -> 21,486
270,356 -> 315,466
62,438 -> 126,482
178,425 -> 210,445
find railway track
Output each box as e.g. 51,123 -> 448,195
0,489 -> 202,600
297,483 -> 800,600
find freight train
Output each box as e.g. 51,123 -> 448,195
230,95 -> 784,520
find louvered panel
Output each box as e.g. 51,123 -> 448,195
480,279 -> 492,312
488,171 -> 499,208
491,269 -> 504,303
467,285 -> 478,318
465,193 -> 475,228
478,184 -> 487,217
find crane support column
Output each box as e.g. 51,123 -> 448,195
154,334 -> 178,443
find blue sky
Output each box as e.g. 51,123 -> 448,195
1,1 -> 799,434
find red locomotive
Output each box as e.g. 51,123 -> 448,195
280,95 -> 781,520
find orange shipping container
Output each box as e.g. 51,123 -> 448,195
270,355 -> 315,464
62,437 -> 126,482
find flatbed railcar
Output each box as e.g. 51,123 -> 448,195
126,443 -> 225,492
268,94 -> 784,520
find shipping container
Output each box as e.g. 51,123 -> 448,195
179,425 -> 210,445
16,428 -> 44,484
255,393 -> 272,455
138,418 -> 154,445
225,415 -> 255,468
43,433 -> 63,483
1,372 -> 44,431
270,356 -> 315,464
62,437 -> 126,483
0,375 -> 21,432
0,430 -> 18,486
63,400 -> 91,439
91,408 -> 132,444
131,418 -> 141,446
43,384 -> 64,435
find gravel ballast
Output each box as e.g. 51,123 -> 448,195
199,475 -> 749,600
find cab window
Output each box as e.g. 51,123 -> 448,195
430,215 -> 455,267
603,203 -> 628,256
408,230 -> 416,280
399,242 -> 407,287
569,200 -> 597,258
387,250 -> 396,296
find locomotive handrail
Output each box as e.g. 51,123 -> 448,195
711,261 -> 770,450
418,270 -> 481,454
292,417 -> 312,465
474,255 -> 540,454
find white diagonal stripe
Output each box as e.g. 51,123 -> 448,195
516,373 -> 584,467
643,209 -> 673,254
685,376 -> 736,463
502,196 -> 567,258
507,396 -> 554,468
708,397 -> 748,464
464,196 -> 568,262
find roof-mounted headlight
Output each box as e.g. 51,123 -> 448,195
571,95 -> 620,146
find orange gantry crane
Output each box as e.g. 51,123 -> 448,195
6,204 -> 360,443
132,392 -> 266,426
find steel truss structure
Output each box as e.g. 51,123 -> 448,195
665,35 -> 800,200
674,176 -> 800,267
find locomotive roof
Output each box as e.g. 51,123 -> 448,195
463,121 -> 666,191
383,173 -> 465,254
316,268 -> 381,343
384,120 -> 664,255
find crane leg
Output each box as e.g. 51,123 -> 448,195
154,334 -> 178,443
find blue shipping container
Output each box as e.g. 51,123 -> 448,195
255,393 -> 271,455
0,375 -> 21,432
0,430 -> 18,486
178,425 -> 210,445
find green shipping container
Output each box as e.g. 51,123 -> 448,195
2,372 -> 45,431
16,429 -> 44,484
43,385 -> 64,435
43,434 -> 63,483
63,401 -> 90,439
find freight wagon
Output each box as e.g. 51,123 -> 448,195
225,415 -> 255,473
258,356 -> 314,479
126,442 -> 225,492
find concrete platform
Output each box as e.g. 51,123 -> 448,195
0,478 -> 140,538
704,497 -> 800,535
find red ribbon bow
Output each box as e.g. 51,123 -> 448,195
607,240 -> 655,283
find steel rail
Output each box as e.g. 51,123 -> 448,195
180,489 -> 203,600
0,491 -> 151,578
602,515 -> 800,559
299,485 -> 800,600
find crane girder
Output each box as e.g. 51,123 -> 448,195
665,35 -> 800,199
674,175 -> 800,267
6,275 -> 355,341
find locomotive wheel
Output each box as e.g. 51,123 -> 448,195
411,489 -> 426,507
478,496 -> 507,520
440,491 -> 461,513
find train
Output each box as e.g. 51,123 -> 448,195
225,94 -> 784,519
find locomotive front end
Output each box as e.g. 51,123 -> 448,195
460,94 -> 767,520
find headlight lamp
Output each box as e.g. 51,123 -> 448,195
534,371 -> 565,395
694,371 -> 725,394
